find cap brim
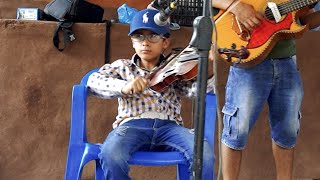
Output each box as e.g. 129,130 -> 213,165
128,27 -> 164,36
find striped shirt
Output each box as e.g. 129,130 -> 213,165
87,54 -> 215,128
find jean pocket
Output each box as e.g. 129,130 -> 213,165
290,55 -> 300,71
222,104 -> 239,139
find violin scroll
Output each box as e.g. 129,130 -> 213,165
218,46 -> 250,64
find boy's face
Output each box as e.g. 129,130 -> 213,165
131,29 -> 170,64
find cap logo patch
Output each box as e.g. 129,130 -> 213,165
142,12 -> 149,23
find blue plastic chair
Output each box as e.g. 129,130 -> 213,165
64,68 -> 217,180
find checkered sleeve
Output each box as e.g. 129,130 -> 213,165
87,60 -> 128,99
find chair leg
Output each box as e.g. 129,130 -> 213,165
212,167 -> 215,180
177,164 -> 190,180
207,165 -> 214,180
95,160 -> 105,180
65,146 -> 85,180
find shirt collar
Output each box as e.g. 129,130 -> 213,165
130,54 -> 166,71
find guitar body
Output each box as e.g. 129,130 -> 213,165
214,0 -> 310,68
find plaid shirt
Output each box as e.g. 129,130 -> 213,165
87,54 -> 215,128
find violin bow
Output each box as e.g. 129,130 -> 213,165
215,0 -> 241,24
147,45 -> 198,79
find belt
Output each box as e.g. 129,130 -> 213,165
119,111 -> 170,126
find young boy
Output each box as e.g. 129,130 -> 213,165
87,8 -> 215,180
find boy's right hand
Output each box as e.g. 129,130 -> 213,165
121,77 -> 150,95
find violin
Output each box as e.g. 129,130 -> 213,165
148,46 -> 199,92
148,45 -> 250,92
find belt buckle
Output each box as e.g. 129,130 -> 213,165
159,113 -> 167,119
140,111 -> 167,119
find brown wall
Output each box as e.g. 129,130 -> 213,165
1,1 -> 320,180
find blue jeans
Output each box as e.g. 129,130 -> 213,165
222,57 -> 303,150
99,119 -> 214,180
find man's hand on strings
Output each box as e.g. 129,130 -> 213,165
231,2 -> 264,31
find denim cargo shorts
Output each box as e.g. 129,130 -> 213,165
221,56 -> 303,150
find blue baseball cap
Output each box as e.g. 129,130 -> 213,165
128,9 -> 171,37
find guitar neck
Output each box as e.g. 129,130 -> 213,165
279,0 -> 320,15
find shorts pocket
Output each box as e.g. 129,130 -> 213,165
296,111 -> 302,135
222,104 -> 239,139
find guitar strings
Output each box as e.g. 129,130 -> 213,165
283,0 -> 318,13
265,1 -> 300,19
264,0 -> 318,20
279,0 -> 318,14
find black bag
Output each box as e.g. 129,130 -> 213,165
44,0 -> 104,22
44,0 -> 104,51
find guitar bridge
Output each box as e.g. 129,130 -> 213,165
232,16 -> 250,41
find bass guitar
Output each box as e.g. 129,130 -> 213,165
214,0 -> 319,68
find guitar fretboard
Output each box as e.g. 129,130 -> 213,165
265,0 -> 319,20
279,0 -> 320,14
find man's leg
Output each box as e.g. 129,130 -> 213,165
221,60 -> 277,180
222,144 -> 242,180
272,142 -> 294,180
268,57 -> 303,180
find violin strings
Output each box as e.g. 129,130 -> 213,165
150,46 -> 192,74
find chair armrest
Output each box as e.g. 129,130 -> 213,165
69,68 -> 99,145
80,68 -> 100,85
69,84 -> 89,145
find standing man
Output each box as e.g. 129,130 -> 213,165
211,1 -> 314,179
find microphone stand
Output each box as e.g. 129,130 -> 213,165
155,0 -> 215,179
188,0 -> 213,179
